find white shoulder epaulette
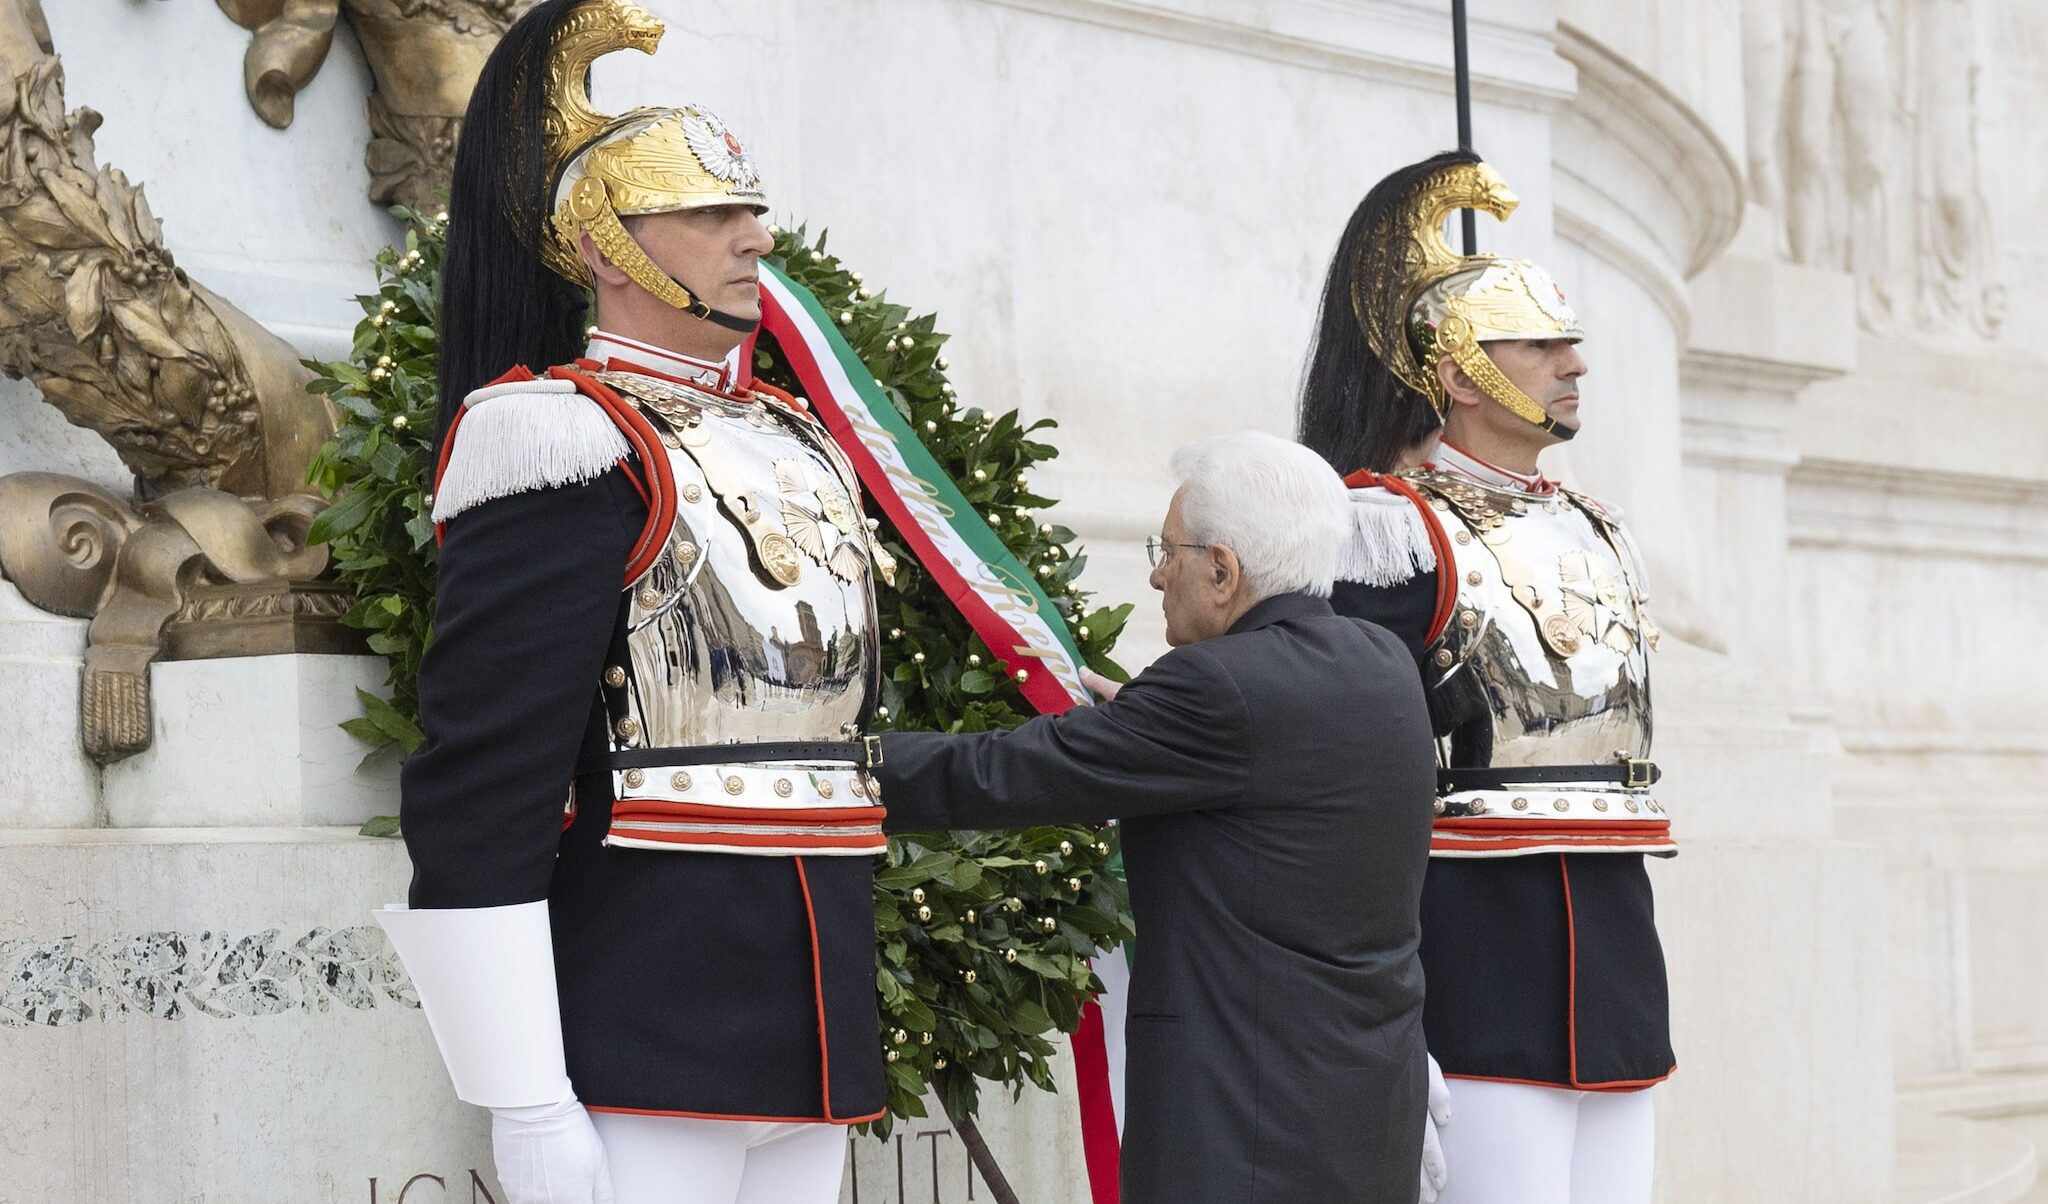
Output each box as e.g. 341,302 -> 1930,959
1336,484 -> 1438,587
431,377 -> 634,524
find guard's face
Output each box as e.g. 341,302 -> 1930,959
626,205 -> 774,321
1483,337 -> 1588,433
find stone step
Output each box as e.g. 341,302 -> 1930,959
1977,1044 -> 2048,1077
1905,1069 -> 2048,1121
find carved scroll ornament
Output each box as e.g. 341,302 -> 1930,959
0,473 -> 335,762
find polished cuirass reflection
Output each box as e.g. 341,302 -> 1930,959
1414,471 -> 1654,771
606,373 -> 878,749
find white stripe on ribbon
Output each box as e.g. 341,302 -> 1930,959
758,269 -> 1089,710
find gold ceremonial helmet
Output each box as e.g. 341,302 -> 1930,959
538,0 -> 769,320
1352,160 -> 1584,438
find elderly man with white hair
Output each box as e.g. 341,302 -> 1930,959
875,431 -> 1437,1204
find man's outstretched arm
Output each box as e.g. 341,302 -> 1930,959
875,643 -> 1254,832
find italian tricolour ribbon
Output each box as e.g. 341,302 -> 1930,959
757,264 -> 1090,717
759,263 -> 1125,1204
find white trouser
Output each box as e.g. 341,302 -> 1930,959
1436,1080 -> 1655,1204
585,1112 -> 847,1204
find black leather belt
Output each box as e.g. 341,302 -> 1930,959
1439,759 -> 1659,791
584,737 -> 883,774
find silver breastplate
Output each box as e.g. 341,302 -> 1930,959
605,372 -> 886,749
1416,469 -> 1657,769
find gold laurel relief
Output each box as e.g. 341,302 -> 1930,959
219,0 -> 542,211
0,8 -> 348,760
0,7 -> 330,497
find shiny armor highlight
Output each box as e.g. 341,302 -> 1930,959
597,368 -> 891,856
1408,468 -> 1673,857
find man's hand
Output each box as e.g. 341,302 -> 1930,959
1080,668 -> 1123,702
490,1096 -> 616,1204
1419,1054 -> 1451,1202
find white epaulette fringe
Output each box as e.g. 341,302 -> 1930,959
1336,485 -> 1437,586
431,379 -> 633,524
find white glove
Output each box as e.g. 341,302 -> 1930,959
490,1095 -> 616,1204
1419,1054 -> 1452,1203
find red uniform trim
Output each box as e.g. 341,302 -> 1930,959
549,366 -> 678,583
1441,1069 -> 1675,1093
1561,855 -> 1580,1083
606,828 -> 888,851
1434,439 -> 1560,496
1430,835 -> 1674,855
585,354 -> 746,399
1551,860 -> 1677,1091
430,364 -> 675,587
1342,468 -> 1458,644
1433,819 -> 1671,836
612,800 -> 890,826
1437,861 -> 1678,1093
792,857 -> 872,1124
586,332 -> 735,392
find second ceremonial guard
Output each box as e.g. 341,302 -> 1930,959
1299,151 -> 1678,1204
374,3 -> 894,1203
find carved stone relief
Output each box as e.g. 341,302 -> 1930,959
1743,0 -> 2003,336
218,0 -> 540,213
0,925 -> 414,1026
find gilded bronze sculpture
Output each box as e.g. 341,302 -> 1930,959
0,0 -> 363,760
218,0 -> 541,213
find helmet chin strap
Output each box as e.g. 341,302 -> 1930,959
666,276 -> 760,334
1436,315 -> 1576,442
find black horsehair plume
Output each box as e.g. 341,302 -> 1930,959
1297,148 -> 1478,476
436,0 -> 592,442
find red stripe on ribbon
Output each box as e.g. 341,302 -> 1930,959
759,288 -> 1078,717
761,280 -> 1120,1189
1071,999 -> 1122,1204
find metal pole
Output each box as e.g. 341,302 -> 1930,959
1452,0 -> 1477,253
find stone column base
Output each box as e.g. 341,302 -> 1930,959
0,829 -> 488,1202
100,654 -> 400,829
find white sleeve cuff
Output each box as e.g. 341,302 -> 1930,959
375,900 -> 576,1108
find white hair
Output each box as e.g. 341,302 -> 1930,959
1168,431 -> 1349,601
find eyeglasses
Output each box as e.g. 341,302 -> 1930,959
1144,535 -> 1207,567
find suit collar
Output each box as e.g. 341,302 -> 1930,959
1226,591 -> 1332,635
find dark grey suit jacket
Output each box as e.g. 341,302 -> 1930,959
877,591 -> 1435,1203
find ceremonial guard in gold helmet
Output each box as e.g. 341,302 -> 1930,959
373,4 -> 891,1201
1300,151 -> 1675,1204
